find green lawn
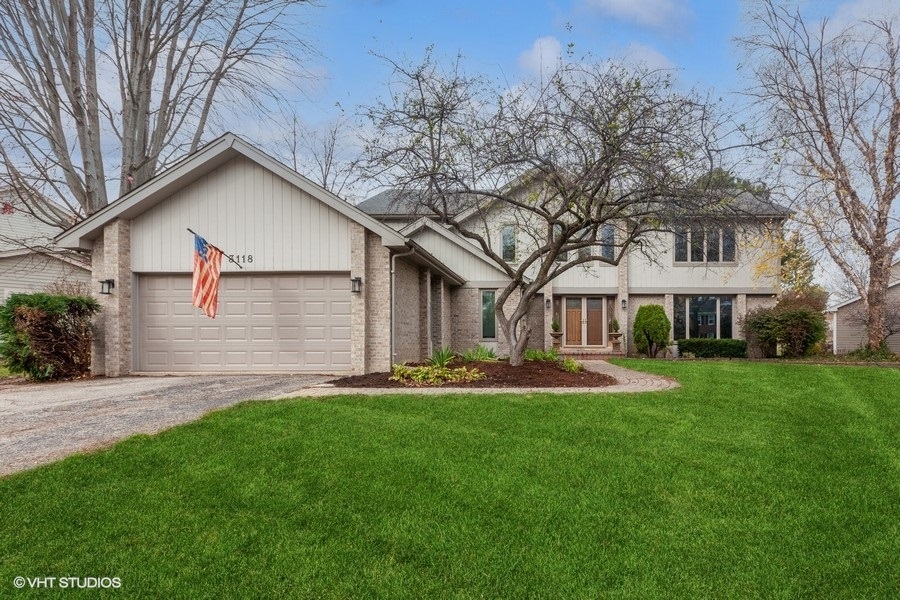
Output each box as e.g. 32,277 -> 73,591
1,361 -> 898,599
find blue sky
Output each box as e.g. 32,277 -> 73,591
286,0 -> 897,132
297,0 -> 746,125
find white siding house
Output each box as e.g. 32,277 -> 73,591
0,189 -> 90,299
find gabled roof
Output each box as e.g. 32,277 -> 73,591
56,133 -> 407,251
400,217 -> 510,280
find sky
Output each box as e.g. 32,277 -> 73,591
287,0 -> 896,127
295,0 -> 747,126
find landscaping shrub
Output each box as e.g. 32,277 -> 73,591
524,348 -> 560,361
561,357 -> 583,373
632,304 -> 670,358
427,346 -> 455,368
743,306 -> 825,358
846,342 -> 899,361
675,338 -> 747,359
0,293 -> 100,381
458,345 -> 498,361
390,363 -> 485,386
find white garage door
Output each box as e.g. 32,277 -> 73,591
137,273 -> 351,372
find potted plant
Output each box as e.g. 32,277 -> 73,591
608,318 -> 623,351
550,317 -> 563,348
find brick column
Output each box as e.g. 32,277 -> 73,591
365,232 -> 392,372
349,223 -> 367,374
617,253 -> 629,354
95,219 -> 132,377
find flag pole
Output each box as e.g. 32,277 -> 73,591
187,228 -> 244,269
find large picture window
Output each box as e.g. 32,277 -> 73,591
481,290 -> 496,339
673,296 -> 733,340
674,227 -> 736,263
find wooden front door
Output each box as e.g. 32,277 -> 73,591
564,297 -> 606,347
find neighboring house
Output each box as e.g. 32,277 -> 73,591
0,188 -> 90,299
55,133 -> 787,377
826,261 -> 900,354
358,187 -> 789,357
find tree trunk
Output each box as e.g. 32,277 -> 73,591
866,259 -> 890,349
495,286 -> 534,367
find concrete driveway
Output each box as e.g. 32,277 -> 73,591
0,374 -> 330,477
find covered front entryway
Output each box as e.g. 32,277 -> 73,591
136,273 -> 351,372
563,296 -> 608,347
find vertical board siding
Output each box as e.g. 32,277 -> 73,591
131,156 -> 351,272
413,230 -> 507,282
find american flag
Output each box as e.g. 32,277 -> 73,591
192,234 -> 223,318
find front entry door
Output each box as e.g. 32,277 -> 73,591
564,297 -> 605,347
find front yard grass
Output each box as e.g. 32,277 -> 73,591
1,361 -> 898,598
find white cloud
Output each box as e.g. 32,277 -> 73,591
832,0 -> 900,25
582,0 -> 688,31
518,36 -> 563,80
620,42 -> 676,72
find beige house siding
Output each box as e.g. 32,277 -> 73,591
131,155 -> 351,273
627,229 -> 779,293
831,286 -> 900,354
0,254 -> 90,298
411,228 -> 507,282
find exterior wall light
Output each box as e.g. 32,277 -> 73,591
350,276 -> 362,294
99,279 -> 115,295
621,298 -> 627,311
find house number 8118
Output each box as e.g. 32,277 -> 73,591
227,254 -> 253,263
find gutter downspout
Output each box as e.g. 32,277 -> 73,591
391,245 -> 416,364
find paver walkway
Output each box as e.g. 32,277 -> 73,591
1,361 -> 677,477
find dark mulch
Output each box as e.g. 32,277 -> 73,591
328,359 -> 618,388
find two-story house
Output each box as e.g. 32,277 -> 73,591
56,134 -> 786,376
358,187 -> 789,357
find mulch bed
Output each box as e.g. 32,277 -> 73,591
328,359 -> 618,388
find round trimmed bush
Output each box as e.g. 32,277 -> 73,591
633,304 -> 670,358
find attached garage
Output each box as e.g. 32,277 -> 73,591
136,273 -> 351,372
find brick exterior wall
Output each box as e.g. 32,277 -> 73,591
91,219 -> 133,376
451,287 -> 483,352
393,257 -> 421,364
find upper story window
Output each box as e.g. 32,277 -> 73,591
553,223 -> 616,262
600,223 -> 615,261
501,225 -> 516,262
674,226 -> 736,263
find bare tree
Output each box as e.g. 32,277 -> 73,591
363,52 -> 735,366
278,111 -> 364,202
0,0 -> 316,226
739,0 -> 900,350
